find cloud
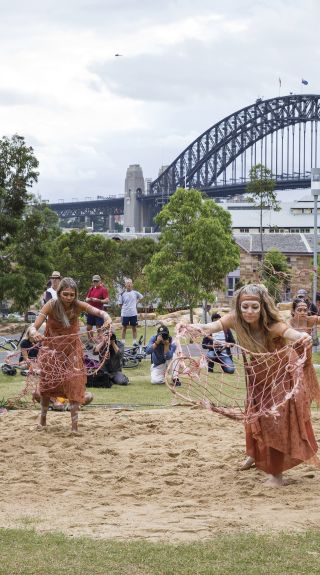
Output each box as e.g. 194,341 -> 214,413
0,0 -> 319,202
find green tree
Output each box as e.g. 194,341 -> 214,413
0,135 -> 62,311
116,238 -> 158,284
1,203 -> 61,311
52,230 -> 119,299
0,134 -> 39,250
144,188 -> 240,322
262,249 -> 289,302
246,164 -> 279,262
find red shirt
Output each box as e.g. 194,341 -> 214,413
86,285 -> 109,310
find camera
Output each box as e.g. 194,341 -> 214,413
161,332 -> 169,340
110,333 -> 117,341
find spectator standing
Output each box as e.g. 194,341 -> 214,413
85,275 -> 109,347
118,279 -> 143,345
44,271 -> 61,303
146,325 -> 176,384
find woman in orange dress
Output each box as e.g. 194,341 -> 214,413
30,277 -> 111,433
190,284 -> 318,487
289,297 -> 320,406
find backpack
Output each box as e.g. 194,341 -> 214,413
86,369 -> 112,388
1,364 -> 17,376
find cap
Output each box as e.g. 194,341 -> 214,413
92,275 -> 101,282
50,271 -> 61,279
157,325 -> 169,335
297,289 -> 307,295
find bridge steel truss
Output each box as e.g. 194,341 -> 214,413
49,198 -> 123,219
150,94 -> 320,198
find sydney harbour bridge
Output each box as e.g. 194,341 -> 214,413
49,94 -> 320,232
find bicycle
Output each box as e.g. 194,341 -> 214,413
122,336 -> 148,369
0,336 -> 19,352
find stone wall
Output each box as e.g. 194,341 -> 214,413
216,248 -> 313,305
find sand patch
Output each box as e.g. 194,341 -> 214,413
0,408 -> 319,541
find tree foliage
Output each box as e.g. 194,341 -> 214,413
116,238 -> 159,283
0,135 -> 61,312
246,164 -> 279,261
1,204 -> 61,311
0,134 -> 39,250
52,230 -> 119,299
261,248 -> 289,302
144,188 -> 240,321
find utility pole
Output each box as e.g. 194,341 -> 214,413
311,168 -> 320,304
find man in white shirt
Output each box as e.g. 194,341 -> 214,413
118,279 -> 143,345
44,271 -> 61,303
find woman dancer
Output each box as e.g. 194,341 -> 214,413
289,297 -> 320,406
30,277 -> 111,433
184,284 -> 318,487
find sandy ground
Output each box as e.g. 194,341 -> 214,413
0,407 -> 320,542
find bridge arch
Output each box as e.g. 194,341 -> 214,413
150,94 -> 320,196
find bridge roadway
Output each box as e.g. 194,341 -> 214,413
48,177 -> 311,220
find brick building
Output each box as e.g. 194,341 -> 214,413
220,233 -> 316,304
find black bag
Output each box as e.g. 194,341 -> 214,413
86,369 -> 112,388
1,364 -> 17,376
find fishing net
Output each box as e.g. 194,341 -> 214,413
3,329 -> 112,407
255,260 -> 315,303
166,324 -> 307,423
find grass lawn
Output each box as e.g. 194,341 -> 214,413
1,528 -> 320,575
1,333 -> 320,410
0,358 -> 173,409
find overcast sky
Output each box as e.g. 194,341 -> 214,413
0,0 -> 319,202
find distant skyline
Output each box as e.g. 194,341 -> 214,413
0,0 -> 319,202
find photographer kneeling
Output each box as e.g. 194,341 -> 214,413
146,325 -> 176,385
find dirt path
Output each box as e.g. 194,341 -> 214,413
0,407 -> 319,541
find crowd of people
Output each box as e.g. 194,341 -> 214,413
13,271 -> 320,487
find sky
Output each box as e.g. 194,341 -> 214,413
0,0 -> 319,203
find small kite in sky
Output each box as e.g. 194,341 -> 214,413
115,53 -> 123,57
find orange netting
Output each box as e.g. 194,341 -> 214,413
166,324 -> 308,423
3,330 -> 112,406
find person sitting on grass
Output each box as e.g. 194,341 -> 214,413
19,326 -> 41,368
93,332 -> 129,386
202,313 -> 235,374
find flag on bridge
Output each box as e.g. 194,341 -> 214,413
301,78 -> 309,85
278,77 -> 282,87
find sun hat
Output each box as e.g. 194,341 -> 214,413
92,274 -> 101,282
50,271 -> 61,279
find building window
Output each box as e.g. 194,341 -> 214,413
239,228 -> 249,233
227,276 -> 237,297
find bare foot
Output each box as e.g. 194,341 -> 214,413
264,474 -> 285,488
239,456 -> 255,470
39,415 -> 47,427
84,392 -> 94,406
36,423 -> 47,432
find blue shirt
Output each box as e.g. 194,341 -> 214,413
146,335 -> 176,366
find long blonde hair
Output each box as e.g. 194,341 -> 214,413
233,284 -> 283,353
51,277 -> 79,327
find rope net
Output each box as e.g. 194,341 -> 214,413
166,325 -> 307,423
254,260 -> 315,303
3,330 -> 112,407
